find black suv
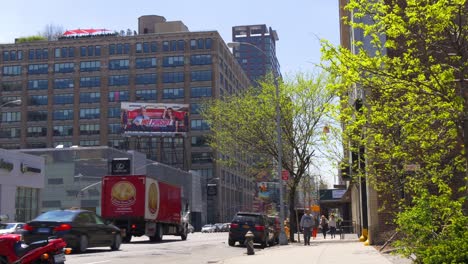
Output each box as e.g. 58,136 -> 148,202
228,212 -> 274,248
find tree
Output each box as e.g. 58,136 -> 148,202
39,24 -> 64,41
321,0 -> 468,262
201,72 -> 336,241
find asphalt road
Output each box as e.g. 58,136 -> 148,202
64,232 -> 265,264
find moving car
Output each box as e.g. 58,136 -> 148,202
0,222 -> 25,235
22,209 -> 121,253
201,224 -> 216,233
228,212 -> 274,248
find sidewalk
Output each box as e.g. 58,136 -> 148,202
222,234 -> 411,264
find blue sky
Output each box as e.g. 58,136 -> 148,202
0,0 -> 340,76
0,0 -> 341,185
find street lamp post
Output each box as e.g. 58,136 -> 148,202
228,42 -> 288,245
74,174 -> 103,208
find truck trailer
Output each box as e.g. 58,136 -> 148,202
101,175 -> 189,242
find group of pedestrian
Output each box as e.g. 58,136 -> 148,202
300,211 -> 338,245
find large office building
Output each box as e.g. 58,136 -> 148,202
0,15 -> 254,223
231,24 -> 281,83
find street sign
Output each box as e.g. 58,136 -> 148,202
281,170 -> 289,181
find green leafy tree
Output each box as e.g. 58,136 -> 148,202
201,72 -> 336,241
321,0 -> 468,262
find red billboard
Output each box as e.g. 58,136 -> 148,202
121,102 -> 189,136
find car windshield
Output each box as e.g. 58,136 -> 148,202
0,223 -> 15,229
34,211 -> 77,222
233,214 -> 260,223
202,225 -> 212,228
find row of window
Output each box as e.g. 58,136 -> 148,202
3,70 -> 211,91
2,55 -> 211,76
0,124 -> 212,139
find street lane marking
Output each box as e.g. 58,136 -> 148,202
83,261 -> 111,264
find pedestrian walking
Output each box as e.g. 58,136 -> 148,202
320,215 -> 329,239
329,214 -> 337,239
300,209 -> 314,245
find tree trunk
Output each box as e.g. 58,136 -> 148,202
288,185 -> 297,242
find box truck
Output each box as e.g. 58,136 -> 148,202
101,175 -> 189,242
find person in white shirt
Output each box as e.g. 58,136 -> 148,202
329,214 -> 337,239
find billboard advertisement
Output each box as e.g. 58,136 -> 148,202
121,102 -> 189,136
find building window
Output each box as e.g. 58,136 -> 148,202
191,70 -> 212,82
79,140 -> 99,146
80,60 -> 101,72
108,75 -> 129,86
108,107 -> 121,118
135,57 -> 157,68
136,90 -> 157,101
80,92 -> 100,103
27,79 -> 48,90
80,45 -> 101,57
0,127 -> 21,138
163,56 -> 184,67
108,91 -> 129,102
109,43 -> 130,55
3,65 -> 22,76
79,108 -> 100,119
48,178 -> 64,185
54,78 -> 74,89
205,38 -> 212,49
15,187 -> 39,222
1,81 -> 22,92
135,73 -> 157,85
28,64 -> 48,74
190,103 -> 201,114
190,119 -> 209,130
109,59 -> 129,70
53,109 -> 73,120
162,72 -> 184,83
190,54 -> 212,65
191,136 -> 208,147
27,126 -> 47,137
162,88 -> 184,99
1,112 -> 21,122
28,95 -> 48,106
191,152 -> 212,164
108,123 -> 122,134
79,124 -> 100,135
190,86 -> 212,98
80,76 -> 101,87
53,125 -> 73,136
162,41 -> 169,52
53,94 -> 74,104
54,62 -> 74,73
27,111 -> 47,121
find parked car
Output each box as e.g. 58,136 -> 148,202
22,209 -> 121,253
228,212 -> 274,248
201,224 -> 216,233
0,222 -> 25,235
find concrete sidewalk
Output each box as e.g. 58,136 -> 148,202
222,234 -> 411,264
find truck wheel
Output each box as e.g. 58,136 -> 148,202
153,224 -> 163,242
111,234 -> 122,251
122,234 -> 132,243
181,227 -> 188,241
228,239 -> 235,246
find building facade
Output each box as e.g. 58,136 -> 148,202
0,15 -> 255,223
231,24 -> 280,83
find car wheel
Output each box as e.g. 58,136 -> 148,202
78,235 -> 88,253
111,234 -> 121,251
228,239 -> 235,246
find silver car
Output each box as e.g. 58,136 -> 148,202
201,224 -> 216,233
0,222 -> 25,234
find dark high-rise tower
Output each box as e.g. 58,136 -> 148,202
231,25 -> 280,83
